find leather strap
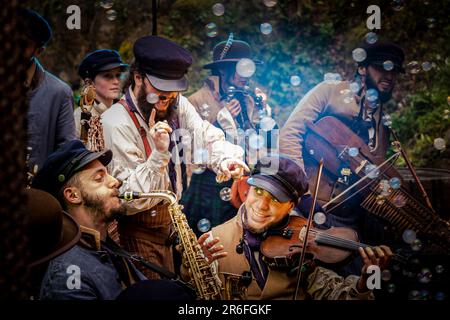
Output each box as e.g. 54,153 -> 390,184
118,99 -> 152,159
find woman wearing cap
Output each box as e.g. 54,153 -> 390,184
74,49 -> 128,151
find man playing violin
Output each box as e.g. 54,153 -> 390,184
198,155 -> 393,300
279,41 -> 405,243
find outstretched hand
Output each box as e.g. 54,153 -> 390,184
198,233 -> 228,265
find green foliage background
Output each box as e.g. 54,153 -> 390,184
27,0 -> 450,168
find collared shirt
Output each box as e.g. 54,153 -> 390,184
39,226 -> 145,300
101,86 -> 244,215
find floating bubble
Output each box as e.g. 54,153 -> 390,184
236,58 -> 256,77
435,292 -> 445,301
290,75 -> 301,86
433,137 -> 446,150
393,194 -> 407,208
106,9 -> 117,21
324,73 -> 342,84
422,61 -> 432,71
379,179 -> 391,196
408,290 -> 420,300
365,164 -> 380,179
263,0 -> 277,7
365,32 -> 378,45
194,148 -> 209,164
150,210 -> 157,217
343,96 -> 354,104
435,265 -> 444,274
418,268 -> 432,283
366,88 -> 379,102
411,239 -> 423,251
197,218 -> 211,233
387,283 -> 396,293
381,270 -> 392,281
352,48 -> 367,62
220,187 -> 232,201
382,114 -> 392,127
313,212 -> 327,225
309,149 -> 314,155
146,93 -> 159,104
248,132 -> 265,149
212,3 -> 225,16
383,60 -> 394,71
427,17 -> 435,28
349,81 -> 361,93
419,290 -> 430,300
192,165 -> 206,175
100,0 -> 114,9
407,61 -> 420,74
260,23 -> 273,35
389,177 -> 401,189
205,22 -> 218,38
348,147 -> 359,157
260,116 -> 277,131
402,229 -> 416,244
391,0 -> 404,11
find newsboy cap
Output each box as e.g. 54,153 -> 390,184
133,36 -> 193,92
204,39 -> 263,70
78,49 -> 128,80
359,41 -> 405,73
247,155 -> 309,203
21,8 -> 52,47
32,140 -> 112,197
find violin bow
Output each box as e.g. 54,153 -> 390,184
390,128 -> 435,213
293,159 -> 324,300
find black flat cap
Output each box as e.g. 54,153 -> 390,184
133,36 -> 193,92
359,41 -> 405,73
78,49 -> 128,80
247,155 -> 309,203
21,8 -> 52,47
32,140 -> 112,197
204,39 -> 263,70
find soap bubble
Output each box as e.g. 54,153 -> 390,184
290,75 -> 301,86
205,22 -> 218,38
146,93 -> 159,104
422,61 -> 432,71
364,164 -> 380,179
263,0 -> 277,7
313,212 -> 327,225
389,177 -> 401,189
411,239 -> 423,251
366,88 -> 379,102
106,9 -> 117,21
393,194 -> 407,208
348,147 -> 359,157
236,58 -> 256,77
387,283 -> 396,294
417,268 -> 432,284
349,82 -> 361,93
197,218 -> 211,233
435,265 -> 444,274
433,138 -> 446,150
212,3 -> 225,16
402,229 -> 416,244
260,23 -> 273,35
352,48 -> 367,62
365,32 -> 378,44
383,60 -> 394,71
381,270 -> 392,281
100,0 -> 114,9
220,187 -> 232,201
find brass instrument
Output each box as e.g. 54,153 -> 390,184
120,190 -> 223,300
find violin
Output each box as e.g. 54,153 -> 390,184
303,116 -> 450,253
260,215 -> 406,268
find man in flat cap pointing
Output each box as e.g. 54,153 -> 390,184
101,36 -> 248,279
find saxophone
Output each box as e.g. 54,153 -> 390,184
120,190 -> 223,300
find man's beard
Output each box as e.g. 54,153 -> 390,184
242,206 -> 271,234
365,73 -> 393,103
81,191 -> 126,225
137,86 -> 176,123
